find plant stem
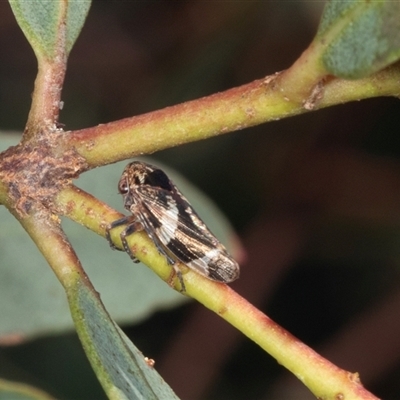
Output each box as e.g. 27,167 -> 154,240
66,64 -> 400,170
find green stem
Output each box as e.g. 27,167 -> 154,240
66,64 -> 400,170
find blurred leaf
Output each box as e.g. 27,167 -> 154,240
8,0 -> 91,59
0,378 -> 55,400
318,0 -> 400,78
0,133 -> 240,340
68,278 -> 179,400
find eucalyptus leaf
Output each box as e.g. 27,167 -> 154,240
69,278 -> 179,400
318,0 -> 400,78
8,0 -> 91,59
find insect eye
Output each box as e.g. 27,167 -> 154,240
118,180 -> 129,194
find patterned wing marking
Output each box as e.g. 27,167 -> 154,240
136,185 -> 239,282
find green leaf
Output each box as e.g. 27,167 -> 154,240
68,278 -> 179,400
317,0 -> 400,78
8,0 -> 91,59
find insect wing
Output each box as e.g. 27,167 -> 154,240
136,185 -> 239,282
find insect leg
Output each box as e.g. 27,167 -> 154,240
120,222 -> 143,263
105,216 -> 134,250
169,265 -> 186,293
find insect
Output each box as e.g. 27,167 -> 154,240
106,161 -> 240,291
